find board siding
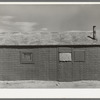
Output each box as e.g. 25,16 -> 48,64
0,46 -> 99,81
0,48 -> 39,80
85,47 -> 100,80
49,48 -> 57,80
0,47 -> 58,81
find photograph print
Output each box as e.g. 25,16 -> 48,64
0,3 -> 99,88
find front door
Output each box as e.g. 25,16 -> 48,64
72,48 -> 85,81
58,47 -> 73,82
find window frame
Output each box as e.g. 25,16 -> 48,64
20,51 -> 34,64
59,52 -> 72,62
73,50 -> 85,62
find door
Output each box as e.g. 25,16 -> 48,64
58,47 -> 73,82
72,49 -> 85,81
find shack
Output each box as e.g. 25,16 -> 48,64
0,26 -> 99,82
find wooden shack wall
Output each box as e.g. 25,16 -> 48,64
85,47 -> 100,80
58,46 -> 100,82
72,47 -> 100,81
0,47 -> 57,81
0,46 -> 99,81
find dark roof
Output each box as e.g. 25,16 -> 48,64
0,31 -> 99,45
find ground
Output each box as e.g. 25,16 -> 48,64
0,80 -> 100,88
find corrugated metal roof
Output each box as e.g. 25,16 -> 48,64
0,31 -> 99,45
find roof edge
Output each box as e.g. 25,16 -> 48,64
0,45 -> 99,48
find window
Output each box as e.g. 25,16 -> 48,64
59,53 -> 72,62
74,50 -> 85,62
20,51 -> 34,64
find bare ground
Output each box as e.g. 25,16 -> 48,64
0,80 -> 100,88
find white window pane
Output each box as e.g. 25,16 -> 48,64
59,53 -> 72,61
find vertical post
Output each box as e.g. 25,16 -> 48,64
93,26 -> 96,40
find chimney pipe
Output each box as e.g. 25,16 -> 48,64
93,26 -> 96,40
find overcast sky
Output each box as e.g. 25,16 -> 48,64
0,4 -> 99,32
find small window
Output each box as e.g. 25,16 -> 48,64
20,52 -> 34,64
59,53 -> 72,62
74,50 -> 85,62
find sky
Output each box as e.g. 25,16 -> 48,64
0,4 -> 99,32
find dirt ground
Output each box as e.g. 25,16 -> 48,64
0,80 -> 100,88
